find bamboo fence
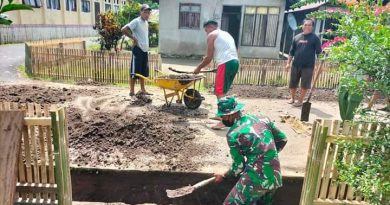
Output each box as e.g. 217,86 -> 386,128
25,42 -> 162,84
204,58 -> 341,89
299,119 -> 386,205
0,102 -> 71,205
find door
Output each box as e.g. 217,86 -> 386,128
94,2 -> 100,23
221,6 -> 242,47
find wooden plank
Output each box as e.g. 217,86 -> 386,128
14,198 -> 58,205
0,111 -> 24,205
29,124 -> 41,200
16,183 -> 57,193
313,199 -> 369,205
22,124 -> 33,201
58,108 -> 72,205
24,118 -> 52,126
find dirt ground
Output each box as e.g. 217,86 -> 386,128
0,80 -> 340,176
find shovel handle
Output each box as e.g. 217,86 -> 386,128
193,177 -> 215,190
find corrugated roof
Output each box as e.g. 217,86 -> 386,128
285,1 -> 327,13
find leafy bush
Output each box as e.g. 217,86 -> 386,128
0,0 -> 32,25
94,11 -> 122,51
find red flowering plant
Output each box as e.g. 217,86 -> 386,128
94,11 -> 122,51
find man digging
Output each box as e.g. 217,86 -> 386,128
193,19 -> 239,130
213,97 -> 288,205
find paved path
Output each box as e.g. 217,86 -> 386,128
0,43 -> 25,82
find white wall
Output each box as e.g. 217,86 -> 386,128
159,0 -> 286,58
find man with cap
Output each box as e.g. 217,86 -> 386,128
214,97 -> 287,205
121,4 -> 152,96
193,19 -> 239,130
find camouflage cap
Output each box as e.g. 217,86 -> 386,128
216,96 -> 244,117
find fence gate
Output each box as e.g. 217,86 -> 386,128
299,119 -> 384,205
0,102 -> 72,205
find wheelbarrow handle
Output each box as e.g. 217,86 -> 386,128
135,74 -> 153,82
169,67 -> 217,74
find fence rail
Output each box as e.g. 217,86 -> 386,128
0,24 -> 96,44
25,40 -> 162,84
205,59 -> 341,89
0,102 -> 71,205
299,119 -> 385,205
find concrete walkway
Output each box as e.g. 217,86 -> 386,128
0,43 -> 25,82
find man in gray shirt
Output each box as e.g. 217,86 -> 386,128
121,4 -> 151,96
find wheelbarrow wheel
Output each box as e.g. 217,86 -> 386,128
184,89 -> 202,109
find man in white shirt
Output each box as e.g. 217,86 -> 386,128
193,20 -> 239,129
121,4 -> 152,96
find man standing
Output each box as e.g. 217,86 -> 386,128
213,97 -> 287,205
286,18 -> 321,106
193,20 -> 239,129
121,4 -> 152,96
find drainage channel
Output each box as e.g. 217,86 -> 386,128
71,168 -> 303,205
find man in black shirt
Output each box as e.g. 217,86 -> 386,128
285,18 -> 321,107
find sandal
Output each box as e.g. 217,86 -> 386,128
142,91 -> 153,95
287,99 -> 295,104
211,122 -> 226,130
293,102 -> 303,107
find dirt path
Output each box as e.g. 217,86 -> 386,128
0,43 -> 25,82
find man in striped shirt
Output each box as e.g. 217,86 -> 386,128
193,19 -> 239,130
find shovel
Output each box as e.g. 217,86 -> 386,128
166,176 -> 215,198
168,67 -> 217,74
300,60 -> 325,122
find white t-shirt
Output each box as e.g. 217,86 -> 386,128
124,16 -> 149,52
214,29 -> 238,66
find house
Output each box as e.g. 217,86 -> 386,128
1,0 -> 126,44
159,0 -> 286,59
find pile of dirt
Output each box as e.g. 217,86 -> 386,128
226,85 -> 338,102
0,85 -> 103,104
130,91 -> 152,106
67,106 -> 203,171
0,85 -> 206,171
75,80 -> 108,86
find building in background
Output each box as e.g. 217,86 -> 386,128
159,0 -> 286,59
0,0 -> 126,44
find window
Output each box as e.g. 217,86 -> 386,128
241,6 -> 280,47
66,0 -> 77,11
113,5 -> 120,13
23,0 -> 42,8
179,3 -> 201,29
47,0 -> 60,10
82,0 -> 90,12
105,3 -> 111,11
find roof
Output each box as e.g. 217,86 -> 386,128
285,1 -> 328,13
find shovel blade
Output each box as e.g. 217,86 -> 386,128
301,102 -> 312,122
166,185 -> 195,198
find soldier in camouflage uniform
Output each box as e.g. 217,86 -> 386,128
213,97 -> 288,205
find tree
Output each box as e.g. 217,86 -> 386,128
0,0 -> 32,25
294,1 -> 390,204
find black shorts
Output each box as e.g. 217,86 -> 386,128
130,46 -> 149,79
289,66 -> 314,89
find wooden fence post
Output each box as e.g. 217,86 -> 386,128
0,111 -> 24,205
25,43 -> 32,76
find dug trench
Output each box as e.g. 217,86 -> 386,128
71,168 -> 303,205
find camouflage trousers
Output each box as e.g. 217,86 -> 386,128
223,176 -> 275,205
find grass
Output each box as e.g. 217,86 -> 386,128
17,65 -> 30,78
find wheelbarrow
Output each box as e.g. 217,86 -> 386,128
135,71 -> 205,109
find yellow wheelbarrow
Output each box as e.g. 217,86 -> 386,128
135,71 -> 205,109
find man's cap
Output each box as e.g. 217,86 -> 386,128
216,96 -> 244,117
141,4 -> 152,11
203,19 -> 218,28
